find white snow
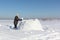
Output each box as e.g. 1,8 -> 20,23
19,19 -> 44,31
0,19 -> 60,40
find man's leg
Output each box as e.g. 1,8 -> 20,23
14,24 -> 17,28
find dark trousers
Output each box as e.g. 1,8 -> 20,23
14,24 -> 17,28
14,21 -> 18,28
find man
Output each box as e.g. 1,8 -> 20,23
14,15 -> 22,29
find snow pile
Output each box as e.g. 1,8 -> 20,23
19,19 -> 44,31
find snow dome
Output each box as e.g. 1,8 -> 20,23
19,19 -> 44,31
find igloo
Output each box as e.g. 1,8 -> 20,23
19,19 -> 44,31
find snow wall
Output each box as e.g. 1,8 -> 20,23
19,19 -> 44,31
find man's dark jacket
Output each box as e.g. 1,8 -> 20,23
14,16 -> 22,25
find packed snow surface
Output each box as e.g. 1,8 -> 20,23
0,19 -> 60,40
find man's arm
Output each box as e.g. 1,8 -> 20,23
18,18 -> 22,21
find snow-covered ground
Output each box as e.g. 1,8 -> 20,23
0,19 -> 60,40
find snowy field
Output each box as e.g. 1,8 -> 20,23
0,19 -> 60,40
